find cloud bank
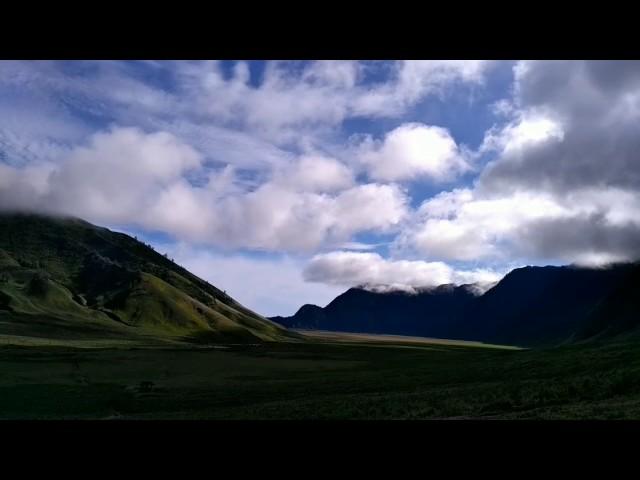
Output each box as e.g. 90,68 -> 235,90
304,251 -> 503,292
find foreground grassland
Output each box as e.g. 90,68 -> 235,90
2,335 -> 640,419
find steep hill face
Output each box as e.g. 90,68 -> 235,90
272,264 -> 638,347
453,265 -> 635,346
0,212 -> 294,343
576,263 -> 640,341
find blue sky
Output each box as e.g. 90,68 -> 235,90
2,60 -> 640,316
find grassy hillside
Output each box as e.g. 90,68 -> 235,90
0,212 -> 295,344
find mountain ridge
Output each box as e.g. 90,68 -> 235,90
272,262 -> 640,347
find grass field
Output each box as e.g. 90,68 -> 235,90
2,331 -> 640,419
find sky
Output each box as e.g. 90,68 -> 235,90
1,60 -> 640,316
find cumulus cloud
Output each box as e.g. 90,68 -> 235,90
184,181 -> 409,252
479,112 -> 564,158
396,185 -> 640,266
271,154 -> 354,193
0,126 -> 409,252
480,60 -> 640,195
395,61 -> 640,267
0,127 -> 202,217
303,251 -> 503,292
357,123 -> 470,182
395,188 -> 572,262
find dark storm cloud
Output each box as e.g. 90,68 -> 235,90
478,122 -> 640,195
516,60 -> 640,114
515,213 -> 640,264
394,61 -> 640,266
479,61 -> 640,197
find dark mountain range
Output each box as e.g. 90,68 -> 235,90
0,212 -> 294,344
271,283 -> 478,338
272,263 -> 640,347
453,264 -> 636,346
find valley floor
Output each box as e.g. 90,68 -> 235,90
293,329 -> 523,350
2,334 -> 640,419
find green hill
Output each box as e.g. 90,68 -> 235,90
0,212 -> 295,344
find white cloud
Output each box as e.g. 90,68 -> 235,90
272,154 -> 354,193
330,183 -> 409,236
396,184 -> 640,267
0,127 -> 202,219
388,61 -> 640,268
353,60 -> 491,116
335,241 -> 382,251
396,188 -> 572,262
0,126 -> 410,253
206,182 -> 409,251
45,127 -> 202,223
357,123 -> 470,182
480,112 -> 565,156
303,251 -> 503,291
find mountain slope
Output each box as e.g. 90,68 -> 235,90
576,263 -> 640,341
272,263 -> 638,347
0,212 -> 294,343
453,264 -> 635,346
272,284 -> 479,338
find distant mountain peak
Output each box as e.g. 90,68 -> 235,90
296,303 -> 323,314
